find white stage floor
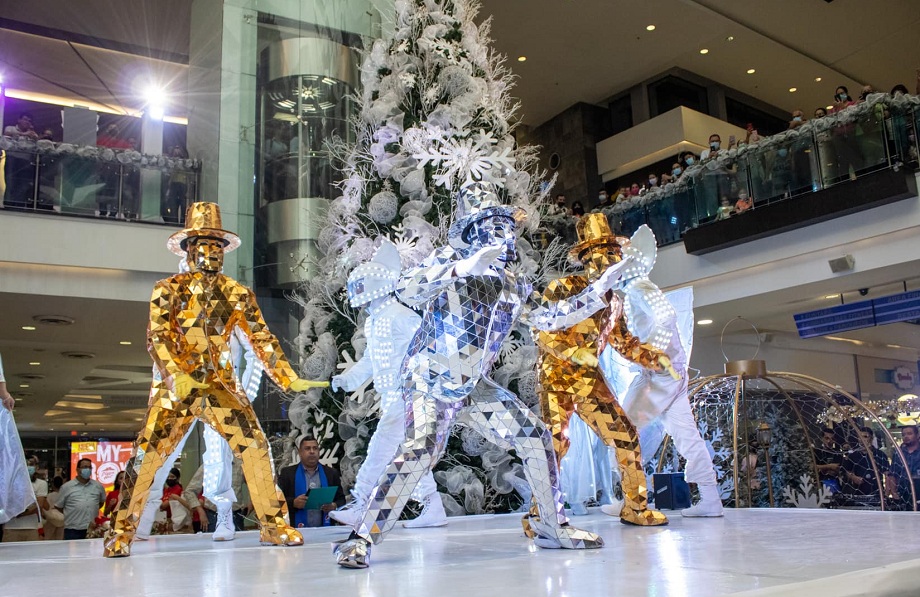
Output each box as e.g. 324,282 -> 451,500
2,508 -> 919,596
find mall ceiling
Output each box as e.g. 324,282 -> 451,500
0,1 -> 918,125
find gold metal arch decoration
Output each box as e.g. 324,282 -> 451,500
656,360 -> 917,512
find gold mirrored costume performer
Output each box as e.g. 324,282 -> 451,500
533,213 -> 670,526
103,202 -> 327,557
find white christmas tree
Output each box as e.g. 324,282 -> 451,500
286,0 -> 554,515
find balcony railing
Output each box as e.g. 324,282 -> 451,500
592,94 -> 920,247
0,138 -> 201,225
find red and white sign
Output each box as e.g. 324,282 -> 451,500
70,441 -> 133,493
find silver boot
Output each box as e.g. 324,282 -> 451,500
333,536 -> 372,569
528,518 -> 605,550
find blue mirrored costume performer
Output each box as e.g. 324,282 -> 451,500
330,240 -> 446,529
334,183 -> 634,568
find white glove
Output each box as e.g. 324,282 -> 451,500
455,245 -> 504,277
591,256 -> 633,295
331,375 -> 350,392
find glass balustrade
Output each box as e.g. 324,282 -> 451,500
596,98 -> 918,247
0,142 -> 200,225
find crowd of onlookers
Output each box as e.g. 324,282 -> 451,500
815,424 -> 920,510
550,75 -> 920,232
2,111 -> 190,224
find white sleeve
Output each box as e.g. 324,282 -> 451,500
0,353 -> 5,383
34,479 -> 49,498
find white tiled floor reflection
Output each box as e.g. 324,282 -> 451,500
2,508 -> 918,596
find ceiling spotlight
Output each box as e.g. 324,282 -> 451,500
746,69 -> 756,74
699,48 -> 709,55
119,341 -> 132,346
517,56 -> 527,62
646,25 -> 656,31
826,105 -> 834,110
815,77 -> 822,82
789,87 -> 797,93
697,319 -> 714,325
22,325 -> 36,331
20,384 -> 30,389
29,362 -> 41,366
823,294 -> 838,299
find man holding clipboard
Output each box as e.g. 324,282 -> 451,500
279,437 -> 345,527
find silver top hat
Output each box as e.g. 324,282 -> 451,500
448,182 -> 526,248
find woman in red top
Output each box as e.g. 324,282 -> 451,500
103,471 -> 126,517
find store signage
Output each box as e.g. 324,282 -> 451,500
70,441 -> 133,492
893,366 -> 916,391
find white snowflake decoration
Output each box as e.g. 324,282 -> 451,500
782,474 -> 832,509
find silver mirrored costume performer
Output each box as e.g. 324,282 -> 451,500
330,240 -> 446,528
334,183 -> 632,568
603,225 -> 722,517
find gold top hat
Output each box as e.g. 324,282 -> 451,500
569,212 -> 627,261
167,202 -> 241,256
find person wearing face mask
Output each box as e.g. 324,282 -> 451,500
830,86 -> 861,182
680,152 -> 697,170
646,173 -> 658,189
670,162 -> 683,180
56,458 -> 106,540
596,188 -> 613,209
698,134 -> 736,222
2,454 -> 49,542
699,134 -> 722,162
887,85 -> 914,163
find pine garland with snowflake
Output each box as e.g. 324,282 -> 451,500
285,0 -> 555,515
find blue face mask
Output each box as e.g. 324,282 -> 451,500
79,468 -> 92,480
793,116 -> 803,122
685,157 -> 695,166
27,466 -> 36,476
672,168 -> 682,176
710,141 -> 720,151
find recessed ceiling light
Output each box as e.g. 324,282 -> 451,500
699,48 -> 709,55
815,77 -> 822,82
517,56 -> 526,62
119,341 -> 132,346
826,105 -> 834,110
823,294 -> 838,299
746,69 -> 756,74
789,87 -> 797,93
697,319 -> 714,325
19,384 -> 30,389
22,325 -> 36,331
646,25 -> 656,31
29,362 -> 41,366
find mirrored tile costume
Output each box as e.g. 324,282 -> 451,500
103,202 -> 327,557
603,226 -> 722,517
534,213 -> 668,527
134,326 -> 262,541
329,240 -> 446,529
335,184 -> 629,568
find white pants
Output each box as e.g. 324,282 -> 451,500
351,391 -> 438,502
625,370 -> 716,486
136,423 -> 236,537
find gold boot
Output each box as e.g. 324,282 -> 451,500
102,529 -> 133,558
520,500 -> 540,538
619,506 -> 669,526
259,523 -> 304,546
